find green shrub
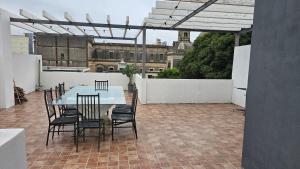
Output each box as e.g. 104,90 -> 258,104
157,68 -> 181,79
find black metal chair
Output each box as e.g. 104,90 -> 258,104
44,88 -> 76,146
55,85 -> 78,117
94,80 -> 109,115
114,86 -> 138,110
76,93 -> 105,152
95,80 -> 108,90
59,82 -> 77,110
111,89 -> 138,140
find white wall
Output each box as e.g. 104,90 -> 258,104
42,72 -> 129,90
0,129 -> 27,169
146,79 -> 232,104
13,54 -> 42,94
232,45 -> 251,107
134,74 -> 147,104
134,74 -> 232,104
0,9 -> 14,108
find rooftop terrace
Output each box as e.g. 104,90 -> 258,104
0,91 -> 244,169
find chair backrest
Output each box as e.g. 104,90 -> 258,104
133,83 -> 137,90
95,80 -> 108,90
44,88 -> 57,123
55,85 -> 64,115
131,89 -> 138,118
58,82 -> 65,96
54,85 -> 60,98
76,93 -> 101,122
130,88 -> 137,108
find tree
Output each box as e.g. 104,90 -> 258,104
157,68 -> 181,79
121,64 -> 138,85
177,32 -> 251,79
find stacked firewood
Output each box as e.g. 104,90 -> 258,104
14,81 -> 27,104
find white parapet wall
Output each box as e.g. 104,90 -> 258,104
232,45 -> 251,107
41,72 -> 129,90
134,74 -> 232,104
0,129 -> 27,169
133,74 -> 147,104
13,54 -> 42,94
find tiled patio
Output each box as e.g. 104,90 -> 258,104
0,92 -> 244,169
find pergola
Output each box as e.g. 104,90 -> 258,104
4,0 -> 254,78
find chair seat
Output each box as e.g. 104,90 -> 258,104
65,105 -> 77,110
115,104 -> 131,109
111,113 -> 133,121
50,117 -> 76,125
112,108 -> 132,114
78,120 -> 102,128
62,109 -> 80,117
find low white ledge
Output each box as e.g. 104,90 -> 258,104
0,128 -> 27,169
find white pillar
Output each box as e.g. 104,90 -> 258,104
142,29 -> 146,78
0,10 -> 15,108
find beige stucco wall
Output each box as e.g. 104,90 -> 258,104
10,35 -> 29,55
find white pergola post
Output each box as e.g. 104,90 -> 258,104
0,10 -> 15,108
134,39 -> 138,62
142,29 -> 146,78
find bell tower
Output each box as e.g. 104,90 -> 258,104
178,31 -> 190,42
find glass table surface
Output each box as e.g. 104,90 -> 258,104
53,86 -> 126,105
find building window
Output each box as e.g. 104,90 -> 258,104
109,51 -> 114,59
96,67 -> 104,72
159,54 -> 164,61
149,68 -> 154,72
184,32 -> 188,37
115,52 -> 119,59
148,75 -> 154,78
150,54 -> 154,62
130,53 -> 134,61
168,62 -> 171,68
61,53 -> 64,60
108,67 -> 114,71
124,50 -> 129,61
139,53 -> 143,61
159,68 -> 164,72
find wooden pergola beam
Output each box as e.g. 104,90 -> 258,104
86,13 -> 101,36
106,15 -> 113,37
171,0 -> 218,28
64,12 -> 88,35
20,9 -> 61,34
43,10 -> 75,35
123,16 -> 129,38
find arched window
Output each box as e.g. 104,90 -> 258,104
108,67 -> 114,71
184,32 -> 188,37
96,64 -> 104,72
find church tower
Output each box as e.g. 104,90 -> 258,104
176,31 -> 192,51
178,31 -> 191,42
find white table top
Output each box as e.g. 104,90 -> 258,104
53,86 -> 126,105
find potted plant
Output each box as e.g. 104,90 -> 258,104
121,64 -> 138,92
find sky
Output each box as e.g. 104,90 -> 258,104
0,0 -> 201,45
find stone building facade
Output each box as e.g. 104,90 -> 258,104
35,31 -> 191,75
89,43 -> 169,74
35,33 -> 92,67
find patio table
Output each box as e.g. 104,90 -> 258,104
53,85 -> 126,119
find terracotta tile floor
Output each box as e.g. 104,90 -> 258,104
0,92 -> 244,169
